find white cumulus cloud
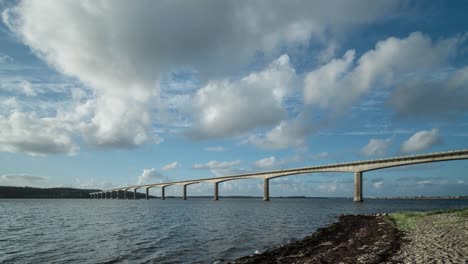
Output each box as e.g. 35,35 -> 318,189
304,32 -> 459,116
400,129 -> 442,153
0,112 -> 78,156
190,55 -> 296,138
361,138 -> 391,156
1,0 -> 398,152
253,156 -> 279,169
161,161 -> 181,171
192,160 -> 242,177
136,168 -> 167,185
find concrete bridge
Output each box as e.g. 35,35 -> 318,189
90,149 -> 468,202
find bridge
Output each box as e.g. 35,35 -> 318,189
90,149 -> 468,202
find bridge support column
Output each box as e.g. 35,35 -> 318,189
124,190 -> 127,199
161,186 -> 166,200
146,187 -> 149,200
214,182 -> 219,201
263,178 -> 270,201
116,190 -> 120,199
134,189 -> 138,200
354,172 -> 363,202
183,185 -> 187,200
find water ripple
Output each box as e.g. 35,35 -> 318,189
1,198 -> 467,263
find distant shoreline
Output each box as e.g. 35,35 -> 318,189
1,186 -> 467,199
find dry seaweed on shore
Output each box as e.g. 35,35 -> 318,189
234,214 -> 401,264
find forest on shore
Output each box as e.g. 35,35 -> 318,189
0,186 -> 100,198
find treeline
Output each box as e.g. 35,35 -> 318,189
0,186 -> 101,199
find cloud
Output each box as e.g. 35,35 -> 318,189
397,175 -> 442,183
0,53 -> 13,63
193,160 -> 241,170
20,80 -> 36,97
0,111 -> 78,156
371,177 -> 384,189
318,180 -> 338,193
248,119 -> 309,149
72,178 -> 118,190
136,168 -> 167,185
161,161 -> 181,171
204,146 -> 225,152
190,55 -> 297,139
253,156 -> 279,169
304,32 -> 459,117
2,0 -> 398,150
0,174 -> 48,187
311,152 -> 329,160
1,174 -> 47,181
400,129 -> 442,153
249,32 -> 462,150
388,66 -> 468,120
361,137 -> 391,156
192,160 -> 242,176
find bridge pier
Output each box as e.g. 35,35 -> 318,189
123,189 -> 127,199
263,178 -> 270,201
161,186 -> 166,200
354,172 -> 363,202
183,185 -> 187,200
146,187 -> 150,200
214,182 -> 219,201
134,188 -> 138,199
116,190 -> 120,199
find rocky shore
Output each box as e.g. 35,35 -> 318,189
234,208 -> 468,264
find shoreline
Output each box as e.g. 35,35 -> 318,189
233,208 -> 468,264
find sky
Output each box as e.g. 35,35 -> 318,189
0,0 -> 467,198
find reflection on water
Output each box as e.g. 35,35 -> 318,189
1,198 -> 467,263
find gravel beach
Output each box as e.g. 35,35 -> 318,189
386,209 -> 468,263
234,208 -> 468,264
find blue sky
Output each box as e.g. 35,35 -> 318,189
0,1 -> 467,198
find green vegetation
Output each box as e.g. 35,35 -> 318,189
0,186 -> 100,199
390,208 -> 468,231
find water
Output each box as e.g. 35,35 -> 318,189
1,198 -> 467,264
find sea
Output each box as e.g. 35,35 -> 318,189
1,198 -> 467,264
